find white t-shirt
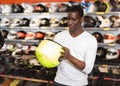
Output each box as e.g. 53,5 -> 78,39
53,30 -> 98,86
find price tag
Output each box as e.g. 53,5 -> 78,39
22,40 -> 26,42
108,43 -> 115,46
103,27 -> 109,31
96,12 -> 105,15
5,13 -> 10,16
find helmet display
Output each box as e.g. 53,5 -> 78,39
34,4 -> 48,13
83,16 -> 96,27
35,39 -> 63,68
11,4 -> 24,13
21,3 -> 34,13
7,30 -> 17,40
0,18 -> 11,27
19,18 -> 30,27
10,18 -> 21,27
59,17 -> 68,27
92,32 -> 103,43
103,33 -> 116,43
96,47 -> 106,60
106,48 -> 119,59
29,18 -> 41,27
0,4 -> 12,14
40,18 -> 50,27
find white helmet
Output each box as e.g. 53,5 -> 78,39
29,18 -> 41,27
106,48 -> 119,59
50,18 -> 59,27
10,18 -> 21,27
96,16 -> 111,28
103,33 -> 116,43
0,4 -> 12,14
0,18 -> 11,27
7,30 -> 17,39
48,3 -> 59,12
21,3 -> 34,13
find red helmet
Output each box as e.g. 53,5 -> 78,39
17,31 -> 26,39
35,31 -> 45,40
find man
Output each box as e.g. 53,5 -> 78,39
53,5 -> 97,86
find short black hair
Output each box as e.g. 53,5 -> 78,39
67,5 -> 84,18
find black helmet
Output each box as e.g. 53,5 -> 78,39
11,4 -> 24,13
92,32 -> 103,43
96,47 -> 106,60
83,16 -> 96,27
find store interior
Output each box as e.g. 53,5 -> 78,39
0,0 -> 120,86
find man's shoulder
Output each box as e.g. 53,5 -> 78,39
84,31 -> 97,42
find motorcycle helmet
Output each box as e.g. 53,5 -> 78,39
81,0 -> 95,13
44,31 -> 55,40
40,18 -> 50,27
0,4 -> 12,14
103,33 -> 116,43
94,0 -> 109,12
35,39 -> 64,68
17,30 -> 26,39
11,4 -> 24,13
109,15 -> 120,28
115,34 -> 120,44
34,4 -> 48,13
0,30 -> 4,49
96,16 -> 111,28
2,30 -> 9,38
19,18 -> 30,27
110,0 -> 120,12
7,30 -> 17,39
58,3 -> 70,12
29,18 -> 41,27
25,32 -> 35,40
50,18 -> 59,27
92,32 -> 103,43
48,3 -> 59,12
35,31 -> 45,40
96,47 -> 106,60
10,18 -> 21,27
21,3 -> 34,13
0,18 -> 11,27
59,17 -> 68,27
83,16 -> 96,27
106,48 -> 119,59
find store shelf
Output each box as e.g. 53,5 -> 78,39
0,74 -> 54,84
5,39 -> 40,45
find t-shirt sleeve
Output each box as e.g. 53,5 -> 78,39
82,37 -> 98,74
